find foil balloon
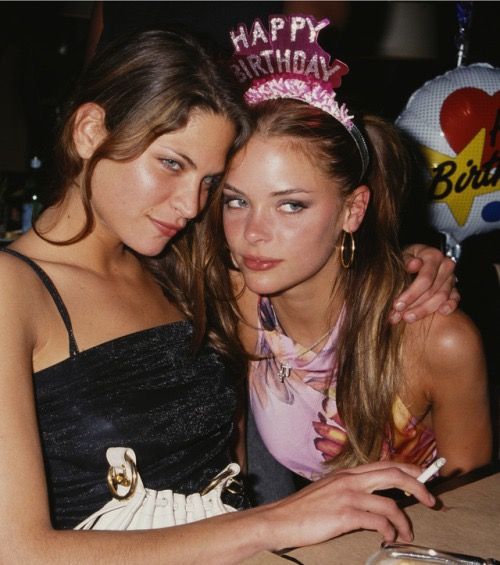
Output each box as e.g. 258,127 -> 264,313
396,63 -> 500,259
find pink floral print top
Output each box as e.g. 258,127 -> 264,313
249,297 -> 437,480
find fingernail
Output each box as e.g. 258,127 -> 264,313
441,305 -> 451,315
395,301 -> 406,312
390,312 -> 401,324
400,532 -> 413,543
404,313 -> 417,323
429,494 -> 436,506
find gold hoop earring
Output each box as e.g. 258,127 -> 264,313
340,230 -> 355,269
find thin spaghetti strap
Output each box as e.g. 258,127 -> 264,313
1,248 -> 79,356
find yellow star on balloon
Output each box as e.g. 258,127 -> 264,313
422,128 -> 498,226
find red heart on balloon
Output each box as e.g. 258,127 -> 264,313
440,87 -> 500,165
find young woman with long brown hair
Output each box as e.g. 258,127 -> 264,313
206,14 -> 491,500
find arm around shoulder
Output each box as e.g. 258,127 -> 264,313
419,310 -> 492,475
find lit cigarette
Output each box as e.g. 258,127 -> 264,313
417,457 -> 447,484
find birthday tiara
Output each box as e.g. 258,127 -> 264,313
229,15 -> 369,177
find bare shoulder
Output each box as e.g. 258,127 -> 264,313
0,249 -> 41,307
404,309 -> 486,393
423,310 -> 482,368
230,270 -> 259,353
0,247 -> 52,302
0,251 -> 43,381
0,248 -> 55,344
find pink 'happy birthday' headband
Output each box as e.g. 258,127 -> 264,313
229,14 -> 369,178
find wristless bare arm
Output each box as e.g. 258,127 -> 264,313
0,262 -> 436,565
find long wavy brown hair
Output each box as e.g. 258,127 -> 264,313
38,29 -> 251,370
207,99 -> 412,466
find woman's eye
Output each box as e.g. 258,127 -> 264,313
280,201 -> 306,213
161,158 -> 182,171
223,195 -> 247,209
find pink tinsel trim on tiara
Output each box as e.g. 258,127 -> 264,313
245,77 -> 354,129
229,14 -> 353,127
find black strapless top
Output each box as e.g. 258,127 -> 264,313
2,249 -> 238,528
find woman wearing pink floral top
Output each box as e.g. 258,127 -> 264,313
208,16 -> 491,491
217,100 -> 491,489
209,80 -> 492,496
198,28 -> 491,498
248,297 -> 436,482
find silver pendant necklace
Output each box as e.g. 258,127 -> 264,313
277,364 -> 291,383
276,327 -> 332,383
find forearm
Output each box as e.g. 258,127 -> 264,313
3,509 -> 271,565
2,462 -> 439,564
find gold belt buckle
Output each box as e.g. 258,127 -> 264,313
106,451 -> 138,500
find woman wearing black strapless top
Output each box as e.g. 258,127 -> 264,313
0,27 -> 456,564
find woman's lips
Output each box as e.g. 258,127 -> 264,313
242,255 -> 282,271
150,218 -> 180,238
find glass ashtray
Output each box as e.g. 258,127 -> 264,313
365,543 -> 498,565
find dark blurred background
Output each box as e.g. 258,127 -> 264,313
0,0 -> 498,449
1,1 -> 498,177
